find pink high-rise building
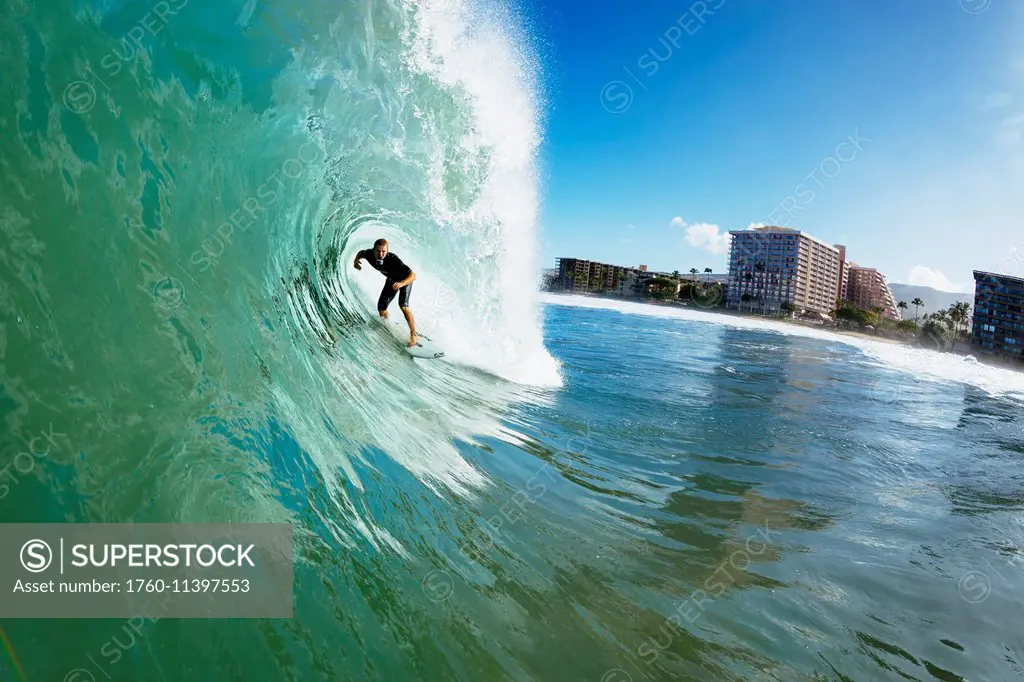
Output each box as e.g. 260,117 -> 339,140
845,266 -> 901,319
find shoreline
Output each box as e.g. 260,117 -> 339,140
777,318 -> 912,346
541,291 -> 917,347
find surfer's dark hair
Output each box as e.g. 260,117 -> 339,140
374,238 -> 388,248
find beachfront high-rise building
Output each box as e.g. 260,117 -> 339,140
845,266 -> 901,320
725,226 -> 841,315
553,257 -> 693,298
836,245 -> 850,301
560,258 -> 626,293
971,270 -> 1024,364
554,257 -> 593,293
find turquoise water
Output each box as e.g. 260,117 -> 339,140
5,288 -> 1024,679
3,0 -> 1024,679
538,298 -> 1024,681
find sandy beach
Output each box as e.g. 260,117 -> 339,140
561,292 -> 917,346
778,318 -> 914,346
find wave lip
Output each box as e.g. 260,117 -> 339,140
0,0 -> 562,549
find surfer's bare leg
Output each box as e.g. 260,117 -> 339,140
378,310 -> 389,320
400,306 -> 417,346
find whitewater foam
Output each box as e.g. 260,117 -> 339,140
339,0 -> 559,387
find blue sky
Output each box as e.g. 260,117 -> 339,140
529,0 -> 1024,292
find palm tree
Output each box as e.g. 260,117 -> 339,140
689,267 -> 699,281
646,277 -> 677,300
946,304 -> 960,334
704,267 -> 712,282
897,301 -> 908,319
959,301 -> 972,334
949,301 -> 971,336
910,297 -> 924,322
671,270 -> 680,280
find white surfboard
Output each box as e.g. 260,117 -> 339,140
405,334 -> 445,359
383,320 -> 445,359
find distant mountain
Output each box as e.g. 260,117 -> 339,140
889,283 -> 974,318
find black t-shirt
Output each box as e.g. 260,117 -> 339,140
359,249 -> 412,281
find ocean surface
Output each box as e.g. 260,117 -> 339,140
3,0 -> 1024,680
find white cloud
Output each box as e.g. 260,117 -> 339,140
685,223 -> 730,255
1001,113 -> 1024,127
985,92 -> 1014,108
905,265 -> 970,293
670,216 -> 686,227
746,222 -> 765,230
997,129 -> 1021,148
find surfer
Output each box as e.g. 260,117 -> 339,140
353,239 -> 418,347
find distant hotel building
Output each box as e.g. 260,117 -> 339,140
725,226 -> 901,319
555,257 -> 603,294
552,258 -> 722,299
845,266 -> 901,320
726,226 -> 841,315
971,270 -> 1024,364
555,257 -> 632,294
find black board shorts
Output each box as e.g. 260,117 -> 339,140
377,280 -> 413,312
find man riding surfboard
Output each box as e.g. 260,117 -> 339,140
353,238 -> 418,347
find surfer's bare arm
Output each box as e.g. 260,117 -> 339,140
392,271 -> 415,290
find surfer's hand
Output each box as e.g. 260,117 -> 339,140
353,259 -> 362,270
392,282 -> 402,291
